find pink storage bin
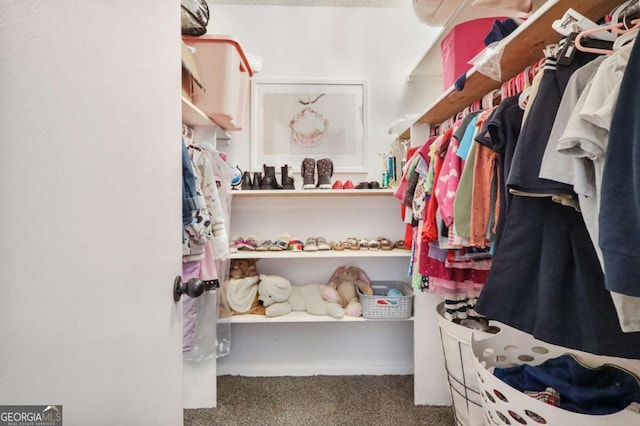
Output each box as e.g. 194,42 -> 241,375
440,18 -> 502,90
182,35 -> 254,131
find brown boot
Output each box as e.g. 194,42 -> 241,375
316,158 -> 333,189
301,158 -> 316,189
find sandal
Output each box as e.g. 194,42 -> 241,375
345,237 -> 360,250
358,238 -> 369,250
329,241 -> 344,251
394,239 -> 409,250
303,237 -> 318,252
316,236 -> 331,251
368,239 -> 380,250
270,233 -> 291,251
377,237 -> 393,251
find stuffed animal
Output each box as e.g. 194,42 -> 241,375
257,274 -> 345,319
322,265 -> 373,317
226,259 -> 265,315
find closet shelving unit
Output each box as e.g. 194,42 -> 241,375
400,0 -> 622,140
228,189 -> 412,322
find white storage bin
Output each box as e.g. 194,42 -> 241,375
471,322 -> 640,426
182,35 -> 254,131
358,281 -> 413,319
437,302 -> 498,426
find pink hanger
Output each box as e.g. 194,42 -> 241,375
575,19 -> 640,54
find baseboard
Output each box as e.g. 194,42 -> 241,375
216,362 -> 414,377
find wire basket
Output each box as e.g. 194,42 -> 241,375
358,281 -> 413,319
437,302 -> 499,426
471,322 -> 640,426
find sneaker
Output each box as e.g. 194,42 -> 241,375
303,237 -> 318,251
316,237 -> 331,251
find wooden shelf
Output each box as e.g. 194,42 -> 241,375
181,96 -> 216,127
228,249 -> 411,260
410,0 -> 622,127
231,188 -> 396,197
227,311 -> 414,324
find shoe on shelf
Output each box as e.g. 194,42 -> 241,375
303,237 -> 318,252
332,180 -> 343,190
281,165 -> 295,190
343,180 -> 355,189
261,164 -> 282,190
377,237 -> 393,250
255,240 -> 273,251
270,233 -> 291,251
301,158 -> 316,189
355,182 -> 370,189
251,172 -> 263,190
288,238 -> 304,251
316,158 -> 333,189
238,235 -> 258,251
240,172 -> 252,190
369,181 -> 381,189
316,236 -> 331,251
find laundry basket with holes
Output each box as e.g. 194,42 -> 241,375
471,322 -> 640,426
437,303 -> 499,426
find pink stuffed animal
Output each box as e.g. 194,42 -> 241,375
321,265 -> 373,317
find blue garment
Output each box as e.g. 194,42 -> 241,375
494,354 -> 640,415
483,18 -> 520,46
600,36 -> 640,297
456,116 -> 479,161
182,142 -> 200,226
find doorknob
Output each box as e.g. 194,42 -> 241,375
173,276 -> 219,302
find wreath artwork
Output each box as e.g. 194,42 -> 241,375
289,94 -> 329,148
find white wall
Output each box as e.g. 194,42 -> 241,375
208,4 -> 442,182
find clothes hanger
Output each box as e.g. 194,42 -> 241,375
575,19 -> 640,54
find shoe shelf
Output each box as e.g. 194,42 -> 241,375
231,188 -> 396,197
228,250 -> 411,260
228,311 -> 413,324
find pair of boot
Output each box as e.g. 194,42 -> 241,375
301,158 -> 333,190
241,165 -> 294,190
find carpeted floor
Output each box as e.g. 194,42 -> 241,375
184,375 -> 455,425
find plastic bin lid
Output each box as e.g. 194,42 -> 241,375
182,34 -> 254,77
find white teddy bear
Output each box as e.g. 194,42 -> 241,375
257,274 -> 344,319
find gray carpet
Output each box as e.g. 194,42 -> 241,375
184,375 -> 455,425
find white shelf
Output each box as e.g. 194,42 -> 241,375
406,0 -> 621,127
228,311 -> 414,324
181,96 -> 216,127
228,250 -> 411,260
231,188 -> 395,197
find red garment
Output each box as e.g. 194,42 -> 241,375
422,129 -> 453,242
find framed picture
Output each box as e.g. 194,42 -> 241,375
251,80 -> 367,173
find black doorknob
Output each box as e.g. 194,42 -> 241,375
173,276 -> 219,302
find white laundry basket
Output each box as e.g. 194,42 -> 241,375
471,322 -> 640,426
437,303 -> 499,426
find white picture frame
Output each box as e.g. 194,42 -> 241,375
250,79 -> 367,173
